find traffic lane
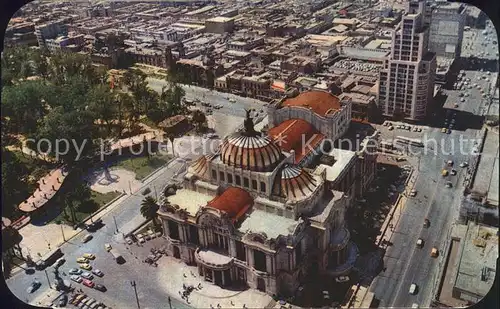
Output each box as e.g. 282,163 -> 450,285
388,165 -> 444,307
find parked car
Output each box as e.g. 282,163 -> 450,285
335,276 -> 350,283
460,162 -> 469,168
409,190 -> 417,197
80,263 -> 92,270
83,253 -> 96,260
59,294 -> 68,307
56,258 -> 66,267
424,219 -> 430,228
69,268 -> 83,275
81,272 -> 94,280
27,280 -> 41,293
77,257 -> 89,264
70,275 -> 83,283
451,169 -> 457,176
94,284 -> 107,292
104,244 -> 112,252
82,279 -> 95,288
92,269 -> 104,277
431,247 -> 439,257
445,182 -> 453,188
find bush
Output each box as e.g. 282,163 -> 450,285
142,188 -> 151,195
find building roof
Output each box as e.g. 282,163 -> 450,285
220,134 -> 282,172
281,90 -> 342,117
237,209 -> 299,239
272,165 -> 319,202
207,187 -> 253,223
268,118 -> 325,163
454,222 -> 497,298
187,155 -> 211,179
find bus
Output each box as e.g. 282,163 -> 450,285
109,249 -> 125,264
395,136 -> 424,147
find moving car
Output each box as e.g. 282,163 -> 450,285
92,269 -> 104,277
441,128 -> 447,133
27,280 -> 42,293
94,284 -> 107,292
80,263 -> 92,270
104,244 -> 112,252
409,190 -> 417,197
412,304 -> 419,308
82,279 -> 95,288
82,234 -> 93,243
460,162 -> 469,168
441,169 -> 448,177
409,283 -> 418,295
70,275 -> 82,283
445,182 -> 453,188
416,238 -> 424,248
431,247 -> 439,257
424,219 -> 430,228
82,253 -> 96,260
447,160 -> 454,166
451,169 -> 457,176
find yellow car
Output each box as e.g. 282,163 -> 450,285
79,263 -> 92,270
104,244 -> 112,252
82,253 -> 96,260
441,128 -> 447,133
76,257 -> 89,264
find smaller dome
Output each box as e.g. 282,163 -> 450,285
272,165 -> 319,200
188,155 -> 211,179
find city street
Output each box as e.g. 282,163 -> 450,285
370,125 -> 480,307
369,23 -> 498,307
147,78 -> 268,119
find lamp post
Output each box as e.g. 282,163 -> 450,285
130,281 -> 140,309
113,215 -> 119,234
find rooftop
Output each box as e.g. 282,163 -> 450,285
167,188 -> 214,216
454,222 -> 498,298
237,209 -> 299,240
281,90 -> 342,117
318,148 -> 356,183
207,187 -> 253,223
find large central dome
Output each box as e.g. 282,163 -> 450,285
220,134 -> 282,172
220,110 -> 282,172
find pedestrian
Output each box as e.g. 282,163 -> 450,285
230,300 -> 234,306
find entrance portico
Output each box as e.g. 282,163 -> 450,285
196,248 -> 234,287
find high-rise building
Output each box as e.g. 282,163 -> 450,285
34,20 -> 67,49
429,2 -> 466,59
377,1 -> 436,121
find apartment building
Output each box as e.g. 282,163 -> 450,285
35,20 -> 68,48
377,5 -> 436,121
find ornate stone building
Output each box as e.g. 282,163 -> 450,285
158,90 -> 377,298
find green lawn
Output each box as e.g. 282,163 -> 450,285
53,190 -> 121,225
112,154 -> 172,180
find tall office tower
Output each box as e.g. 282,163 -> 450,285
428,2 -> 466,59
377,3 -> 437,121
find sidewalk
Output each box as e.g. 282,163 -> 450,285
154,256 -> 273,308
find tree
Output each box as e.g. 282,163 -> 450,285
191,109 -> 207,132
163,129 -> 177,157
1,80 -> 50,134
140,196 -> 160,229
86,85 -> 117,136
1,148 -> 29,219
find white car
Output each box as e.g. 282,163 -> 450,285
81,271 -> 93,280
459,162 -> 469,168
409,283 -> 418,295
335,276 -> 350,283
70,275 -> 82,283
